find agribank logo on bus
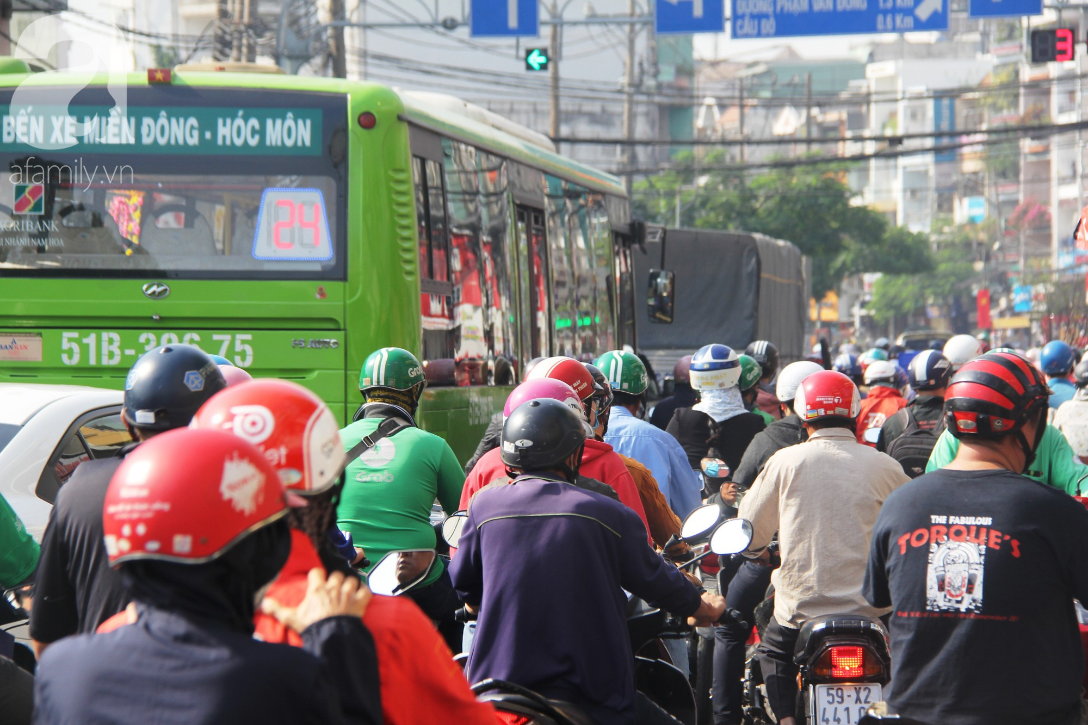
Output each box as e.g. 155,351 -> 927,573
5,14 -> 320,157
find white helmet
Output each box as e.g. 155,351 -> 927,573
775,361 -> 824,402
864,359 -> 898,386
943,334 -> 984,372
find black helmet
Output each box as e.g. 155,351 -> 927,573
1075,358 -> 1088,388
123,345 -> 227,431
582,363 -> 614,410
907,350 -> 953,391
744,340 -> 779,380
501,398 -> 587,476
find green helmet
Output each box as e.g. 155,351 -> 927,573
737,354 -> 763,392
594,350 -> 648,396
359,347 -> 425,392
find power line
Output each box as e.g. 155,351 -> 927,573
616,125 -> 1088,175
553,117 -> 1083,146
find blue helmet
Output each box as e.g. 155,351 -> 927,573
209,354 -> 234,367
833,353 -> 862,378
1040,340 -> 1076,376
908,349 -> 953,391
690,344 -> 741,391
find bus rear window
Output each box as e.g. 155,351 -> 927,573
0,87 -> 347,280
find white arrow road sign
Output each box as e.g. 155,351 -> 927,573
662,0 -> 705,18
914,0 -> 941,21
508,0 -> 518,28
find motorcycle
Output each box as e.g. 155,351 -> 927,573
423,509 -> 756,724
738,599 -> 892,725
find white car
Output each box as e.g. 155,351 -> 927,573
0,384 -> 129,541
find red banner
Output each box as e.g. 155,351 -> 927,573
977,289 -> 992,329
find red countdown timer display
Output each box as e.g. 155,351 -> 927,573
251,188 -> 333,262
1031,28 -> 1076,64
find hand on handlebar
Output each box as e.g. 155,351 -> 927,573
687,592 -> 727,627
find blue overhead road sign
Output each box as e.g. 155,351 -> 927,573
732,0 -> 948,37
470,0 -> 539,37
968,0 -> 1040,18
656,0 -> 725,34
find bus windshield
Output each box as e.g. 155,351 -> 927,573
0,86 -> 348,280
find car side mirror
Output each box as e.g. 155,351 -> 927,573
442,510 -> 469,548
367,549 -> 437,596
709,518 -> 754,556
647,269 -> 675,324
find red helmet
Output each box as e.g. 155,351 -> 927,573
794,370 -> 861,422
103,428 -> 288,566
191,379 -> 344,495
504,378 -> 583,418
673,355 -> 693,385
219,365 -> 253,387
526,356 -> 597,401
944,352 -> 1049,439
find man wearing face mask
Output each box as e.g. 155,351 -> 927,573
667,345 -> 766,492
597,350 -> 704,520
865,352 -> 1088,725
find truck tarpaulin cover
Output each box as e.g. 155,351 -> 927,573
633,229 -> 806,365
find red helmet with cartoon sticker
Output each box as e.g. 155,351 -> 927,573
191,379 -> 345,495
526,356 -> 597,401
103,428 -> 288,566
794,370 -> 861,422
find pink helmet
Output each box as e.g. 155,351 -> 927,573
503,378 -> 583,419
219,365 -> 253,387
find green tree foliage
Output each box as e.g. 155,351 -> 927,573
630,152 -> 934,298
868,226 -> 979,324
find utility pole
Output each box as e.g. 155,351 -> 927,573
214,0 -> 231,60
738,77 -> 746,163
805,72 -> 813,151
621,0 -> 638,193
549,2 -> 561,140
330,0 -> 347,78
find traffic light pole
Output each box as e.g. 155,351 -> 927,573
550,1 -> 561,139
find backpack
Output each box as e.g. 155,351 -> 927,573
884,407 -> 946,479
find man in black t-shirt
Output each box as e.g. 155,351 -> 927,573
865,351 -> 1088,725
30,345 -> 226,654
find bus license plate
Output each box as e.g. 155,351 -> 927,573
814,684 -> 880,724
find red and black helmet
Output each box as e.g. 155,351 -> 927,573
944,352 -> 1049,439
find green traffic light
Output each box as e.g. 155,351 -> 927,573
525,48 -> 550,72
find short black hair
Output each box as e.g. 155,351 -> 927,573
807,417 -> 856,433
613,390 -> 645,408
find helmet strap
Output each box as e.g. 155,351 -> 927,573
556,444 -> 585,483
1014,406 -> 1047,474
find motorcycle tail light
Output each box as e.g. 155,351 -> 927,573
494,713 -> 533,725
812,645 -> 885,679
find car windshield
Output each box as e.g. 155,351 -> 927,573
0,422 -> 19,453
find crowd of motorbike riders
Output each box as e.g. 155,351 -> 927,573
2,331 -> 1088,725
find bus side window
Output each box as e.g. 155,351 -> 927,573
546,175 -> 575,357
614,233 -> 636,350
413,155 -> 458,385
590,196 -> 617,352
476,151 -> 517,386
516,206 -> 549,363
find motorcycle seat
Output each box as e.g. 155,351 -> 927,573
477,693 -> 598,725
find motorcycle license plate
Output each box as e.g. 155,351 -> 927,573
814,684 -> 881,724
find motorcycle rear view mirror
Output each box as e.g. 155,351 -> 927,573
442,511 -> 469,548
680,504 -> 722,541
862,427 -> 881,444
367,549 -> 437,597
700,457 -> 730,479
709,518 -> 754,556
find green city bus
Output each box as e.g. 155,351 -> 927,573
0,63 -> 639,461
